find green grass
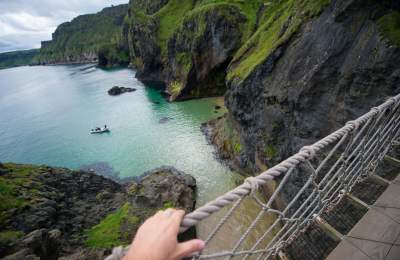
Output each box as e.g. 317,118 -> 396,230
0,231 -> 24,245
85,203 -> 139,248
176,52 -> 192,74
0,164 -> 43,225
155,0 -> 194,55
162,201 -> 175,210
265,144 -> 278,158
233,142 -> 242,154
378,11 -> 400,47
227,0 -> 330,82
195,0 -> 263,39
167,81 -> 184,99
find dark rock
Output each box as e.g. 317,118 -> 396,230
107,86 -> 136,96
214,105 -> 221,110
0,163 -> 196,259
0,163 -> 8,175
133,166 -> 196,212
220,0 -> 400,182
158,117 -> 172,124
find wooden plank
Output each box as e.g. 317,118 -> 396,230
384,155 -> 400,167
369,174 -> 391,186
346,193 -> 370,209
313,215 -> 343,242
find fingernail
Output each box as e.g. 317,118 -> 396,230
198,240 -> 205,250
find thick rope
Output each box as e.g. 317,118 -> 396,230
179,95 -> 398,232
106,94 -> 400,259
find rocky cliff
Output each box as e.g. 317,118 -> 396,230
126,0 -> 263,100
0,163 -> 196,259
127,0 -> 399,177
34,4 -> 129,67
222,0 -> 400,176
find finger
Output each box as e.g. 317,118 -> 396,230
163,208 -> 175,218
175,239 -> 205,259
169,209 -> 185,233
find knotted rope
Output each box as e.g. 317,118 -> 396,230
107,94 -> 400,259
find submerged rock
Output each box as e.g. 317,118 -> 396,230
107,86 -> 136,96
158,117 -> 172,124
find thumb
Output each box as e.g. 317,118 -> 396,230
175,239 -> 205,259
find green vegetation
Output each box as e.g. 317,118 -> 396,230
233,142 -> 242,154
129,0 -> 263,60
98,43 -> 130,67
378,11 -> 400,47
0,231 -> 24,245
0,164 -> 42,225
155,0 -> 194,55
35,4 -> 128,64
162,201 -> 175,209
227,0 -> 330,82
265,144 -> 278,158
0,49 -> 39,70
167,81 -> 184,99
176,52 -> 192,74
85,202 -> 139,248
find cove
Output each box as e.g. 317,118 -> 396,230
0,65 -> 241,205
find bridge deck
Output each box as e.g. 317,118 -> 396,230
326,174 -> 400,260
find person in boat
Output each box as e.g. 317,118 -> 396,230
104,125 -> 107,129
96,127 -> 100,131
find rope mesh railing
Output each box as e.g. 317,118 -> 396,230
106,94 -> 400,260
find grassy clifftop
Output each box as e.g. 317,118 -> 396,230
0,49 -> 39,70
34,4 -> 129,65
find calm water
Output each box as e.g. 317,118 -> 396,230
0,65 -> 274,248
0,65 -> 240,205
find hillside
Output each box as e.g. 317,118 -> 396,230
125,0 -> 400,176
0,49 -> 39,70
34,4 -> 129,67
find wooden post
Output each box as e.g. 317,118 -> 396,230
345,192 -> 369,210
313,215 -> 343,242
369,174 -> 391,186
384,155 -> 400,168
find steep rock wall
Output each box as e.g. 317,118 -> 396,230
222,0 -> 400,175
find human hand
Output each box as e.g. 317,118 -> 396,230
123,208 -> 205,260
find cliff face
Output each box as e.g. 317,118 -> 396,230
34,4 -> 129,66
0,163 -> 195,259
126,0 -> 263,100
204,0 -> 400,175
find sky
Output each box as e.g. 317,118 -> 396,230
0,0 -> 128,53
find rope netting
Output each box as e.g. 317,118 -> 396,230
107,94 -> 400,260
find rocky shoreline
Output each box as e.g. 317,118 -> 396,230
0,163 -> 196,259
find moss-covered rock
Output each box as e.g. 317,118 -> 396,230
126,0 -> 263,100
378,11 -> 400,47
0,163 -> 196,259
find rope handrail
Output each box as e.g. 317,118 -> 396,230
106,94 -> 400,260
179,95 -> 400,232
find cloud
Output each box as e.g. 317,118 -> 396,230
0,0 -> 128,53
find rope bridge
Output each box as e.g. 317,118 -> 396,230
107,94 -> 400,259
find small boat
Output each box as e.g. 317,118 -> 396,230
90,127 -> 110,134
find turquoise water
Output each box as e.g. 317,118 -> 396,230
0,65 -> 240,205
